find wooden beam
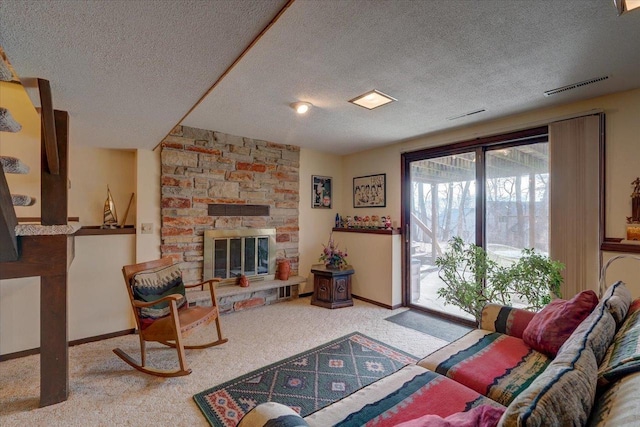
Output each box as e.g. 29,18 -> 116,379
41,110 -> 69,225
17,216 -> 79,222
38,78 -> 59,175
40,273 -> 68,406
0,234 -> 69,280
0,165 -> 18,262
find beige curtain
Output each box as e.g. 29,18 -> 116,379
549,115 -> 602,298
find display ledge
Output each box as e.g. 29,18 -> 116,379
75,225 -> 136,236
601,237 -> 640,254
332,227 -> 400,235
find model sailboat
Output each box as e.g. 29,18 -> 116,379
102,186 -> 118,228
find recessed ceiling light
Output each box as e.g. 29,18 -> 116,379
291,101 -> 312,114
349,89 -> 396,110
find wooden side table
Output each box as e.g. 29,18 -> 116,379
310,264 -> 354,309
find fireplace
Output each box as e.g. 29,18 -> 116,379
203,228 -> 277,286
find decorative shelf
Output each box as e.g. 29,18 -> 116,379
332,227 -> 400,235
601,237 -> 640,254
75,225 -> 135,236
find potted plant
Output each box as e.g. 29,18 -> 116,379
319,233 -> 348,269
435,236 -> 564,324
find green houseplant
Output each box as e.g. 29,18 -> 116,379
435,236 -> 564,324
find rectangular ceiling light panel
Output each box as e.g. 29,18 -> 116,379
349,89 -> 397,110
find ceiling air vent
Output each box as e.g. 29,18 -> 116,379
543,76 -> 609,97
447,109 -> 486,121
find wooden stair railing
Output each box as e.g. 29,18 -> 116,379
0,164 -> 19,262
0,74 -> 74,406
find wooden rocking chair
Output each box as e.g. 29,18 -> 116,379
113,257 -> 227,377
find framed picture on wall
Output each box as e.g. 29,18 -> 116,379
353,173 -> 386,208
312,175 -> 332,208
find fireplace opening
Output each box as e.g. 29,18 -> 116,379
204,228 -> 277,286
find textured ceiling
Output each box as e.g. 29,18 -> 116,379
0,0 -> 288,150
1,0 -> 640,154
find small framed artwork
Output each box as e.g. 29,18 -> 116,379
312,175 -> 332,209
353,173 -> 386,208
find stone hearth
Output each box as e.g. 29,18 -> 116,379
187,276 -> 306,314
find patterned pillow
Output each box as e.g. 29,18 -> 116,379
238,402 -> 308,427
559,283 -> 631,365
500,340 -> 598,426
600,281 -> 632,326
590,371 -> 640,426
131,263 -> 186,322
523,290 -> 599,357
598,298 -> 640,387
481,304 -> 536,338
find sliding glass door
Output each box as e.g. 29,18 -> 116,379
408,152 -> 477,321
403,128 -> 549,323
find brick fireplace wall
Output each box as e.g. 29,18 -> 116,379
160,125 -> 299,284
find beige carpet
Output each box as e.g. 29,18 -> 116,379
0,296 -> 448,427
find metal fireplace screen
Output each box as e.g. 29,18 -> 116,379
203,228 -> 276,285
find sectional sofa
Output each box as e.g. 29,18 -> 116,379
239,281 -> 640,426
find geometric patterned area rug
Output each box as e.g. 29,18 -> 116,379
193,332 -> 417,426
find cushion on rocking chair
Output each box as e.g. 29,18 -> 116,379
131,263 -> 187,328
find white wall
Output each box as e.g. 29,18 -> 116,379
69,235 -> 136,339
601,253 -> 640,297
69,146 -> 136,226
332,231 -> 403,307
298,148 -> 344,294
340,88 -> 640,298
341,146 -> 402,228
135,148 -> 161,263
0,277 -> 40,353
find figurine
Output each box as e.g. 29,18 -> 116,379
629,177 -> 640,224
385,215 -> 392,229
102,186 -> 118,229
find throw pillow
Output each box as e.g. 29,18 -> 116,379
394,404 -> 505,427
598,298 -> 640,386
600,280 -> 632,326
131,263 -> 186,326
500,342 -> 598,426
523,290 -> 599,357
